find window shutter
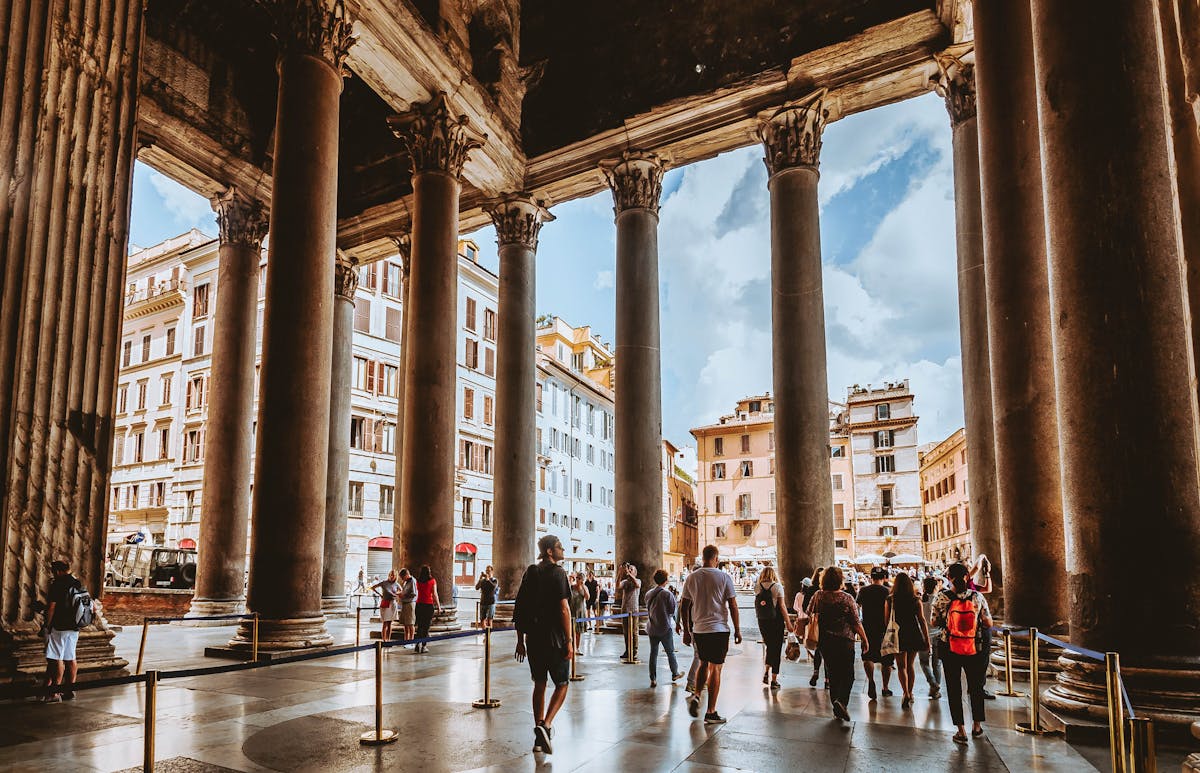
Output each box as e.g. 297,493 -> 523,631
458,440 -> 466,468
385,308 -> 402,341
484,347 -> 495,376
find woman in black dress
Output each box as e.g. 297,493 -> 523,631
884,571 -> 929,708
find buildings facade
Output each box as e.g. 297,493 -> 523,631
919,428 -> 972,567
847,381 -> 923,559
662,439 -> 699,577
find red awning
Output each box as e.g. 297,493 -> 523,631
179,538 -> 196,549
454,542 -> 476,554
367,536 -> 393,549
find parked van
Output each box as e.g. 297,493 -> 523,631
105,544 -> 198,589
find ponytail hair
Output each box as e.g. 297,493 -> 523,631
947,562 -> 970,594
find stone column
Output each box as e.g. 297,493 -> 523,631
601,150 -> 668,599
1029,0 -> 1200,731
973,0 -> 1067,635
487,193 -> 553,601
758,92 -> 835,600
231,0 -> 354,651
932,52 -> 1004,614
389,234 -> 410,568
321,254 -> 358,615
188,188 -> 268,620
387,94 -> 483,623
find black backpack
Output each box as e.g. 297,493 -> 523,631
513,564 -> 540,634
755,582 -> 780,625
67,583 -> 94,629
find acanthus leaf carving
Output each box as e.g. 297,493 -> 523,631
932,52 -> 977,126
758,90 -> 827,176
484,193 -> 554,250
386,93 -> 486,178
212,187 -> 269,250
333,251 -> 359,300
260,0 -> 356,74
600,150 -> 669,216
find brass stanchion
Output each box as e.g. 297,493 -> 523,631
251,613 -> 260,662
359,641 -> 398,745
356,604 -> 362,647
135,617 -> 149,675
1105,652 -> 1128,773
569,630 -> 585,682
997,629 -> 1024,697
473,627 -> 502,708
1126,717 -> 1155,773
621,614 -> 641,665
144,670 -> 158,773
1015,628 -> 1054,735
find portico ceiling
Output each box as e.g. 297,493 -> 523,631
136,0 -> 960,261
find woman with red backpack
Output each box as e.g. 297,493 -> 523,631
930,562 -> 993,744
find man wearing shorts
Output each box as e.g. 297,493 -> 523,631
514,534 -> 573,754
42,560 -> 82,702
681,544 -> 741,724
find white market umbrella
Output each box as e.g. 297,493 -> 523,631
888,553 -> 925,565
851,553 -> 887,565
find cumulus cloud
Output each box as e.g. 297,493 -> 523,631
593,270 -> 614,290
149,171 -> 215,231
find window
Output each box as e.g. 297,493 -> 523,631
769,491 -> 776,510
769,457 -> 775,475
714,494 -> 725,512
880,487 -> 894,516
742,523 -> 753,537
875,454 -> 896,473
379,485 -> 394,516
348,481 -> 364,514
380,422 -> 395,454
587,406 -> 595,436
354,298 -> 371,333
711,462 -> 726,479
258,265 -> 267,299
465,338 -> 479,368
193,324 -> 205,356
354,357 -> 371,390
350,416 -> 366,450
382,262 -> 402,297
482,500 -> 491,529
463,387 -> 475,420
713,437 -> 724,456
874,429 -> 895,448
736,493 -> 751,518
587,483 -> 593,503
465,297 -> 477,331
185,490 -> 196,521
830,444 -> 845,458
184,428 -> 204,463
117,384 -> 128,414
749,400 -> 761,412
381,364 -> 398,397
536,383 -> 543,412
385,307 -> 402,342
833,502 -> 846,527
141,334 -> 151,362
151,481 -> 166,507
158,426 -> 170,459
716,526 -> 728,538
122,340 -> 132,367
551,512 -> 559,525
129,484 -> 139,508
575,479 -> 583,499
483,309 -> 496,341
876,403 -> 890,420
834,539 -> 848,549
769,525 -> 776,537
463,497 -> 474,526
571,351 -> 585,372
879,525 -> 898,537
132,431 -> 144,463
768,431 -> 774,450
484,347 -> 495,377
111,487 -> 120,510
539,508 -> 546,525
114,433 -> 124,465
136,380 -> 147,410
587,520 -> 594,532
739,460 -> 753,477
949,473 -> 956,491
193,284 -> 210,318
160,374 -> 173,405
165,327 -> 175,356
831,473 -> 843,491
740,434 -> 750,453
586,445 -> 594,464
539,466 -> 546,491
185,374 -> 206,411
358,263 -> 376,290
483,395 -> 494,426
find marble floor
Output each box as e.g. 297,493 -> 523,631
0,614 -> 1121,772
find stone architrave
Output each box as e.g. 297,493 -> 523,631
321,254 -> 359,615
974,0 -> 1068,635
758,91 -> 835,602
932,52 -> 1003,613
600,150 -> 669,601
189,188 -> 268,621
1029,0 -> 1200,731
486,193 -> 553,602
387,94 -> 484,627
232,0 -> 354,652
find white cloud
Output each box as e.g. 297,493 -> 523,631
149,171 -> 214,231
593,270 -> 614,290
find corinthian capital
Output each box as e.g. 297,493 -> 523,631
212,188 -> 269,250
599,150 -> 669,216
758,90 -> 827,176
386,93 -> 486,178
932,51 -> 976,126
334,251 -> 359,300
484,193 -> 555,250
388,234 -> 412,277
261,0 -> 355,73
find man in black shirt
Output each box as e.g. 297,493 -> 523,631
42,560 -> 82,701
857,566 -> 895,700
584,571 -> 599,631
475,566 -> 499,626
514,534 -> 572,754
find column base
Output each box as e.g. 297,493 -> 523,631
0,620 -> 128,696
227,615 -> 333,651
180,598 -> 246,626
321,596 -> 351,618
1044,651 -> 1200,738
429,606 -> 461,633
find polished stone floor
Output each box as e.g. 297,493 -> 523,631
0,611 -> 1114,772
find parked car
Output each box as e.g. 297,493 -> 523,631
106,544 -> 198,589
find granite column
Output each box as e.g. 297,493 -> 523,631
487,194 -> 553,600
231,0 -> 354,651
602,150 -> 668,598
759,93 -> 835,600
389,234 -> 411,566
189,189 -> 268,620
1030,0 -> 1200,731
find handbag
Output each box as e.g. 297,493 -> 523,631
803,613 -> 820,651
880,606 -> 900,656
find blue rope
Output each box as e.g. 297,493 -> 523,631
1034,631 -> 1106,662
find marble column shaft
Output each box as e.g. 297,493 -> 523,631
190,190 -> 267,618
488,195 -> 552,600
974,0 -> 1067,631
390,235 -> 410,567
321,256 -> 358,611
604,151 -> 667,598
759,95 -> 835,601
935,55 -> 1003,610
236,1 -> 353,650
388,95 -> 483,610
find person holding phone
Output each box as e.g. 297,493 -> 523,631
513,535 -> 573,754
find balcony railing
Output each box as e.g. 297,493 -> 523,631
732,509 -> 759,522
125,278 -> 187,307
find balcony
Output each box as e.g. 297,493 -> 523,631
124,278 -> 187,319
732,509 -> 759,523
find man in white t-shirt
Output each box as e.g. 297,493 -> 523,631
680,544 -> 742,724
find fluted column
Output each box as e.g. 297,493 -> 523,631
387,95 -> 483,624
759,92 -> 835,600
1029,0 -> 1200,731
487,193 -> 553,601
602,150 -> 668,599
974,0 -> 1067,634
321,254 -> 358,614
390,234 -> 410,569
189,189 -> 268,620
933,52 -> 1003,613
232,0 -> 353,651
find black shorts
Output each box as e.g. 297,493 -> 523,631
693,632 -> 730,665
527,643 -> 570,686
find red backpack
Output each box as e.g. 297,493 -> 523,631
945,591 -> 978,655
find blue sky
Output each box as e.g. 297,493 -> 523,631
129,92 -> 964,470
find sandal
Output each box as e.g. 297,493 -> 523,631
952,732 -> 969,745
972,727 -> 985,738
